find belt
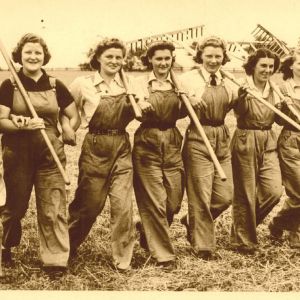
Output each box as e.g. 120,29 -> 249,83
238,124 -> 272,130
200,120 -> 224,127
89,128 -> 126,135
141,122 -> 175,131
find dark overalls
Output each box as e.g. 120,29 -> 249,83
231,79 -> 282,250
133,83 -> 185,263
1,78 -> 69,267
68,88 -> 135,270
182,71 -> 233,253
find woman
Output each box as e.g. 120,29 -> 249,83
68,38 -> 137,271
268,49 -> 300,248
0,33 -> 80,275
180,36 -> 234,259
133,40 -> 186,269
231,48 -> 282,254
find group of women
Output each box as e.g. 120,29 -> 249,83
0,32 -> 300,277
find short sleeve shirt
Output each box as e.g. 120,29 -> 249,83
0,68 -> 74,110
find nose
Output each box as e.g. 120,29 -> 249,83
211,56 -> 217,63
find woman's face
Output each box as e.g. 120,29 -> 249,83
21,42 -> 44,73
291,54 -> 300,78
149,49 -> 173,78
201,46 -> 224,74
97,47 -> 124,76
253,57 -> 274,84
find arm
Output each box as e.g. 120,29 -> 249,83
57,79 -> 81,145
0,105 -> 44,133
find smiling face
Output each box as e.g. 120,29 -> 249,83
21,42 -> 44,74
97,47 -> 124,76
201,46 -> 224,74
149,49 -> 173,78
253,57 -> 275,85
291,54 -> 300,79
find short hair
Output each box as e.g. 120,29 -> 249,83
12,33 -> 51,66
279,49 -> 300,80
141,40 -> 176,70
89,38 -> 126,70
194,35 -> 230,65
243,48 -> 280,75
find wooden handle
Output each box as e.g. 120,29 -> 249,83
170,69 -> 227,181
120,69 -> 142,119
0,39 -> 70,185
269,81 -> 300,123
220,69 -> 300,132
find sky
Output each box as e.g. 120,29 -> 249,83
0,0 -> 299,67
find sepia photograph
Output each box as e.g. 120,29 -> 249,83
0,0 -> 300,297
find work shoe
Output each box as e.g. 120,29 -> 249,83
136,221 -> 149,251
156,260 -> 177,271
288,231 -> 300,249
234,245 -> 256,255
268,221 -> 283,240
43,266 -> 67,280
193,250 -> 214,261
180,215 -> 191,243
1,248 -> 12,264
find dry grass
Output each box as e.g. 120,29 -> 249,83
1,70 -> 300,291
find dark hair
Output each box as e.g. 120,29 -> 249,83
89,38 -> 126,70
12,33 -> 51,66
243,48 -> 280,75
279,49 -> 300,80
194,36 -> 230,65
141,40 -> 175,70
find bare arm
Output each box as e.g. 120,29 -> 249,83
0,105 -> 44,133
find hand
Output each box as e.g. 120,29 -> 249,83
22,117 -> 45,130
138,100 -> 155,114
282,96 -> 293,106
11,114 -> 31,128
189,96 -> 208,111
62,127 -> 76,146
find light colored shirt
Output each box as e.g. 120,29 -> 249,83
135,71 -> 174,100
179,66 -> 237,102
69,71 -> 136,127
285,78 -> 300,100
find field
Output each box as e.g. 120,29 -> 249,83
1,69 -> 300,292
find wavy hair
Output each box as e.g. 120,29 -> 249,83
12,33 -> 51,65
89,37 -> 126,70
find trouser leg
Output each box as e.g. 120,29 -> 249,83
35,133 -> 69,267
272,134 -> 300,231
163,141 -> 184,226
109,151 -> 135,269
231,133 -> 258,249
210,156 -> 233,220
68,134 -> 109,250
1,134 -> 34,248
256,150 -> 282,224
183,140 -> 216,252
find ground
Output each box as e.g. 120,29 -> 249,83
0,70 -> 300,291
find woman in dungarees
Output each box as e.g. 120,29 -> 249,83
133,40 -> 186,269
269,49 -> 300,248
68,38 -> 137,271
0,33 -> 80,277
180,36 -> 234,259
231,48 -> 282,254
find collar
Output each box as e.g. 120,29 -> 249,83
147,71 -> 173,85
288,78 -> 300,89
246,75 -> 271,98
19,68 -> 48,83
200,65 -> 222,83
93,71 -> 124,87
